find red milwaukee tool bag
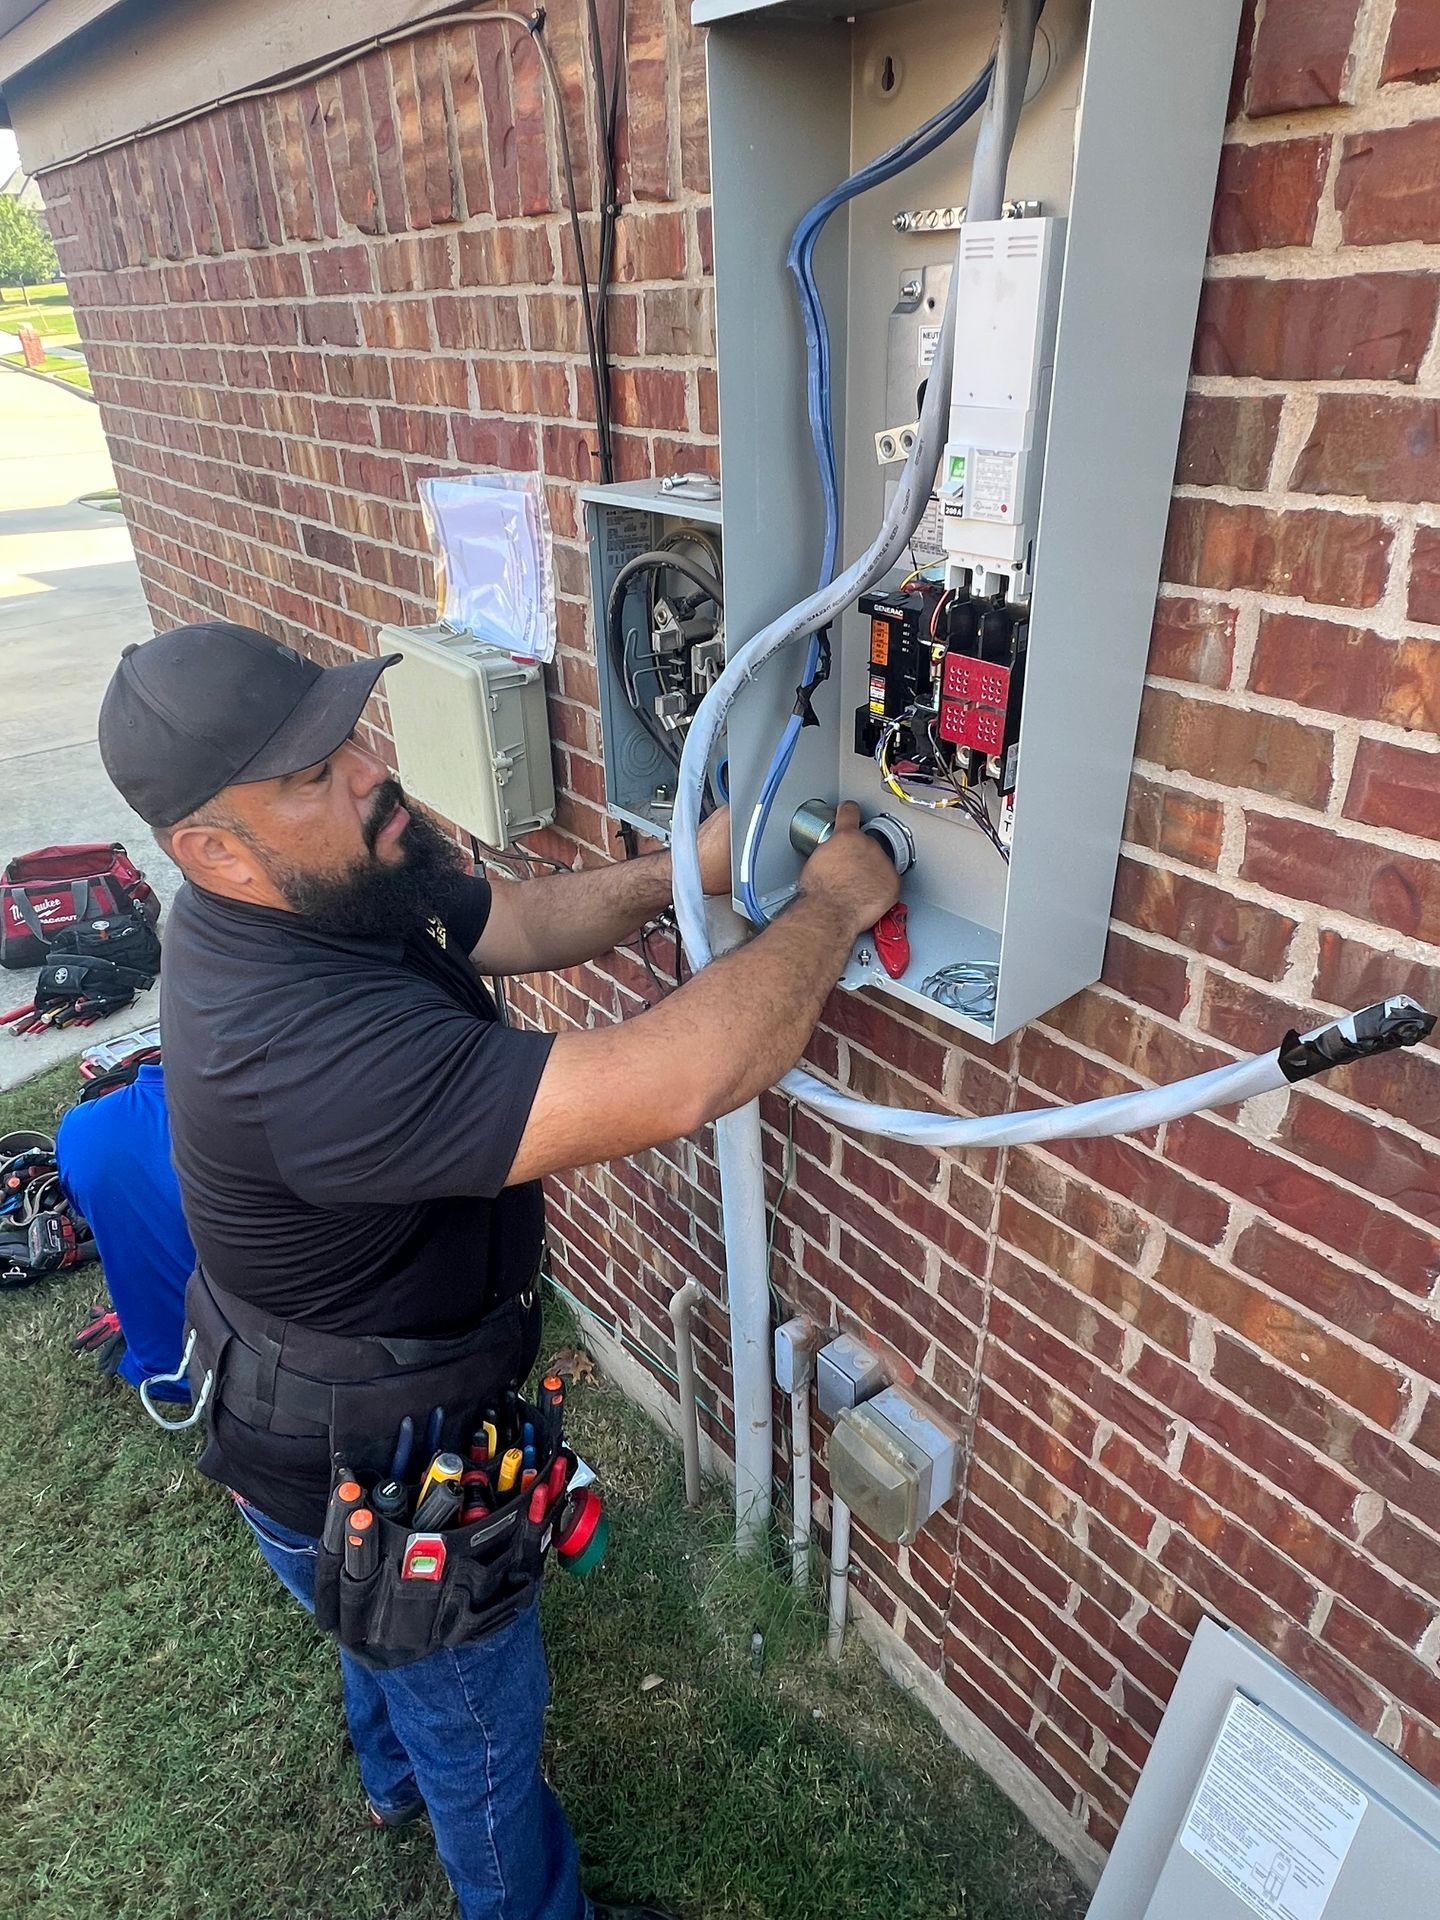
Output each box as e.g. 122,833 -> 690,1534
0,844 -> 159,970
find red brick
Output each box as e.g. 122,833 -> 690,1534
1100,931 -> 1191,1020
1323,1602 -> 1440,1722
1044,989 -> 1225,1088
1175,391 -> 1281,489
1412,527 -> 1440,627
1163,499 -> 1391,609
359,52 -> 408,235
622,0 -> 676,202
1007,1153 -> 1149,1267
1210,137 -> 1330,253
1234,1219 -> 1440,1387
1169,1112 -> 1440,1296
1279,1095 -> 1439,1232
1136,686 -> 1333,810
1148,596 -> 1236,690
1398,1713 -> 1440,1792
1113,858 -> 1297,981
995,1208 -> 1161,1362
1180,1439 -> 1433,1643
1124,776 -> 1225,871
298,302 -> 359,347
1344,739 -> 1440,842
1337,122 -> 1440,247
1246,0 -> 1363,114
1383,0 -> 1440,85
1292,394 -> 1440,506
1047,1132 -> 1231,1246
1250,612 -> 1440,731
1195,275 -> 1437,384
608,366 -> 688,432
1243,811 -> 1440,947
1315,930 -> 1440,1020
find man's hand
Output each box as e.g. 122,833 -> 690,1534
795,802 -> 900,938
697,805 -> 732,897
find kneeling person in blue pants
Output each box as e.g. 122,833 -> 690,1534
98,623 -> 898,1920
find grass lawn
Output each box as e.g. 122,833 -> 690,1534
0,349 -> 92,393
0,1064 -> 1086,1920
0,283 -> 77,340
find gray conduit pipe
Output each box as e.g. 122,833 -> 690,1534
669,1278 -> 705,1508
717,1102 -> 774,1554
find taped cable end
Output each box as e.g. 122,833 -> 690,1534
1278,996 -> 1436,1084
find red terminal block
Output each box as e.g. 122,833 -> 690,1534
938,654 -> 1013,754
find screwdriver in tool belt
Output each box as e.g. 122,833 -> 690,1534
323,1473 -> 365,1553
539,1375 -> 566,1457
345,1508 -> 379,1579
495,1447 -> 523,1498
412,1452 -> 463,1530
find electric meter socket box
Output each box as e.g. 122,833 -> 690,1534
816,1333 -> 888,1418
580,479 -> 724,845
829,1385 -> 961,1544
379,623 -> 556,851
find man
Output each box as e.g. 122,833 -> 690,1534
97,620 -> 898,1920
59,1060 -> 194,1398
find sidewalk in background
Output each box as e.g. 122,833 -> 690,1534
0,365 -> 176,1092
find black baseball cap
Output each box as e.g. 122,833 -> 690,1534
98,622 -> 401,827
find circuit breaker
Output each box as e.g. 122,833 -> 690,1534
581,478 -> 724,843
700,0 -> 1244,1039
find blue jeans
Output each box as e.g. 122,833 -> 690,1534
235,1497 -> 587,1920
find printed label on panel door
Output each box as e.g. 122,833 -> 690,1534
1179,1694 -> 1367,1920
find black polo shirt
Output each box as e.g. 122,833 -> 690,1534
161,877 -> 553,1528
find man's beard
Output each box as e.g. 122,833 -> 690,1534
262,781 -> 469,939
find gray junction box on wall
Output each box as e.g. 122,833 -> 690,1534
692,0 -> 1244,1041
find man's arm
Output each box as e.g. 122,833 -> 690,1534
472,807 -> 731,975
505,807 -> 898,1183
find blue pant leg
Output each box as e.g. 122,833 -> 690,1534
376,1603 -> 587,1920
234,1500 -> 419,1816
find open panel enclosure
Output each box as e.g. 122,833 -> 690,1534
697,0 -> 1242,1040
582,479 -> 725,843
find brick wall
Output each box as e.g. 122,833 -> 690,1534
35,0 -> 1440,1864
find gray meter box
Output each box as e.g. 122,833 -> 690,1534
699,0 -> 1243,1039
1090,1617 -> 1440,1920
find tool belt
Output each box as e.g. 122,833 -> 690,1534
176,1267 -> 554,1667
313,1407 -> 575,1672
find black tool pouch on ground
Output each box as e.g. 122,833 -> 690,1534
313,1441 -> 565,1671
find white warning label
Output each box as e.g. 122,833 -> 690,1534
918,324 -> 942,369
1180,1695 -> 1367,1920
968,448 -> 1018,523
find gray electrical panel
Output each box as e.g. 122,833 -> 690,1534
582,479 -> 724,844
1090,1618 -> 1440,1920
698,0 -> 1244,1040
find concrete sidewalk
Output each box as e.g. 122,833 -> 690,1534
0,365 -> 177,1092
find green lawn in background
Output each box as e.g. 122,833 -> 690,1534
0,1064 -> 1086,1920
0,283 -> 77,339
0,349 -> 92,392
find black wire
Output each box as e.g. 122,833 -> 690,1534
585,0 -> 624,440
529,11 -> 612,482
